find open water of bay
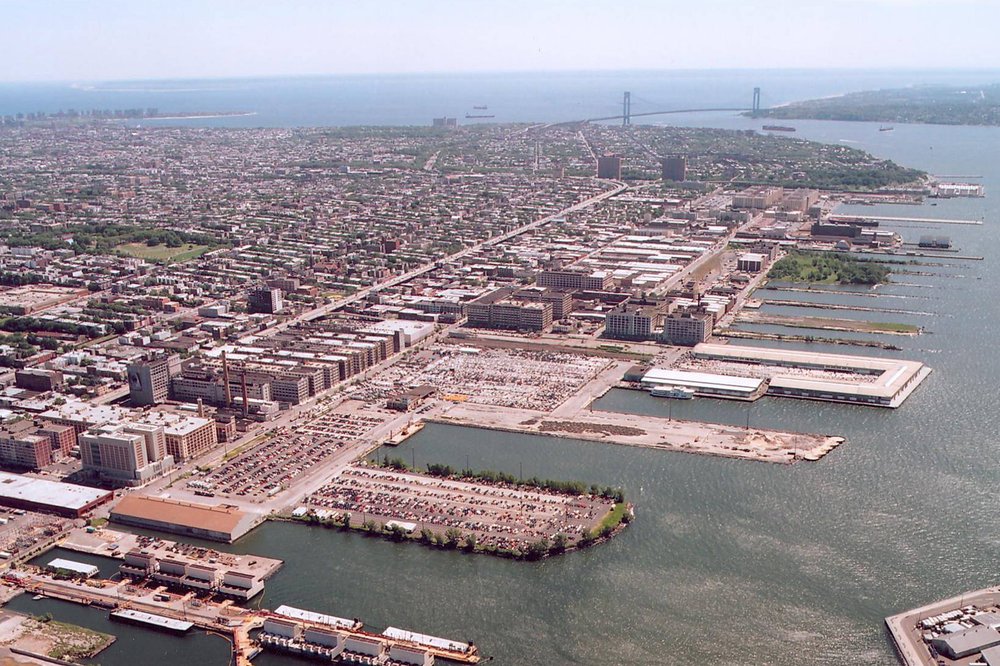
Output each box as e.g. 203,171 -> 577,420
5,71 -> 1000,664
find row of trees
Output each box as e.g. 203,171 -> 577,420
383,458 -> 627,503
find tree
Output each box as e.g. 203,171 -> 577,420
444,528 -> 462,549
525,539 -> 550,561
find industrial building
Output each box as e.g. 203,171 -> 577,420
0,420 -> 55,470
248,287 -> 284,314
127,353 -> 182,406
736,253 -> 766,273
604,304 -> 657,341
691,343 -> 931,408
640,368 -> 762,398
660,156 -> 687,182
110,495 -> 258,542
14,369 -> 64,393
658,311 -> 713,346
0,471 -> 112,518
120,549 -> 267,600
46,558 -> 99,578
931,625 -> 1000,659
79,422 -> 175,486
140,411 -> 219,461
38,400 -> 129,446
537,269 -> 612,291
596,154 -> 622,179
466,288 -> 553,331
731,186 -> 784,209
513,286 -> 573,320
918,235 -> 952,249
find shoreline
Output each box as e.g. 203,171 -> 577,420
137,112 -> 258,121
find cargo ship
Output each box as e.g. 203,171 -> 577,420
762,125 -> 796,132
472,105 -> 488,110
465,114 -> 495,119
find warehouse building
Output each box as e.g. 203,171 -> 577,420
111,495 -> 258,542
931,625 -> 1000,660
691,343 -> 931,408
640,368 -> 762,398
658,311 -> 713,346
0,471 -> 112,518
604,305 -> 657,341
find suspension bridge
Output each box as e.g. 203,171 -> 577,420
558,87 -> 767,126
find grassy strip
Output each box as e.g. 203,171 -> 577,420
596,502 -> 630,535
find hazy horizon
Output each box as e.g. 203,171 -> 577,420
7,66 -> 1000,88
7,0 -> 1000,83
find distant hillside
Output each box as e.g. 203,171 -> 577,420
753,84 -> 1000,126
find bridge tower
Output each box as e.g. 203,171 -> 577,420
752,87 -> 761,116
623,91 -> 631,127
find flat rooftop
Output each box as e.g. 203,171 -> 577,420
692,343 -> 928,403
274,605 -> 356,631
111,609 -> 193,632
111,495 -> 255,541
383,627 -> 470,653
641,368 -> 762,394
47,558 -> 99,577
0,471 -> 111,511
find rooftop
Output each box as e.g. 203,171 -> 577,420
0,471 -> 111,511
111,495 -> 253,540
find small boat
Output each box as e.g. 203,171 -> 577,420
32,594 -> 44,600
879,125 -> 894,132
650,386 -> 695,400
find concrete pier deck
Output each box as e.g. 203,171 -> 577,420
59,527 -> 284,581
433,403 -> 842,464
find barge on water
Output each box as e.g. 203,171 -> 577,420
257,613 -> 479,665
110,609 -> 194,634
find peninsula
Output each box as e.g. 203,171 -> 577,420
752,84 -> 1000,126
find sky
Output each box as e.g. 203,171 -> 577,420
4,0 -> 1000,82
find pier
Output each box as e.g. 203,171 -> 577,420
886,586 -> 1000,666
9,569 -> 479,665
834,214 -> 982,226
